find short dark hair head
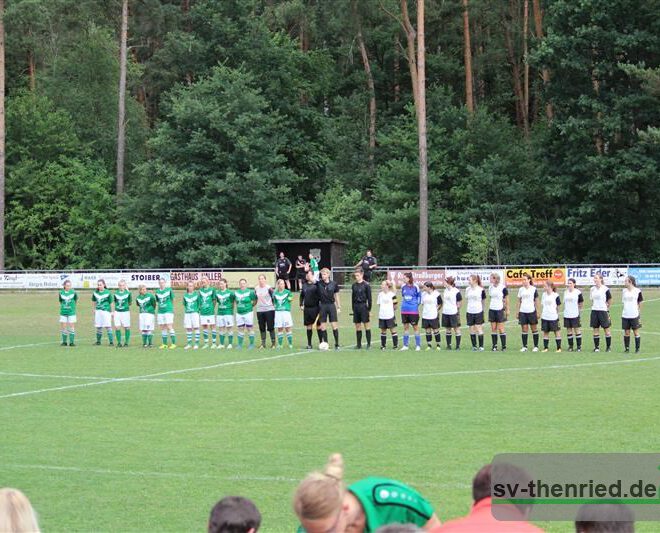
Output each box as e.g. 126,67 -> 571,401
474,463 -> 533,514
208,496 -> 261,533
404,272 -> 413,283
424,281 -> 434,289
575,504 -> 634,533
355,268 -> 364,275
472,464 -> 492,503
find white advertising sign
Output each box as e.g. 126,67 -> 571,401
445,269 -> 505,287
565,266 -> 628,286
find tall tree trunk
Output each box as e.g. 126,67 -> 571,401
0,0 -> 4,270
116,0 -> 128,197
356,23 -> 376,174
505,1 -> 527,132
400,0 -> 418,112
532,0 -> 553,120
416,0 -> 428,266
27,50 -> 36,91
393,34 -> 400,102
522,0 -> 530,135
462,0 -> 474,114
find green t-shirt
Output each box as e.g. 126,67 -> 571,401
234,288 -> 256,315
296,477 -> 434,533
59,289 -> 78,316
198,286 -> 216,316
310,257 -> 319,273
273,289 -> 292,312
155,288 -> 174,314
215,289 -> 235,316
136,292 -> 156,314
183,291 -> 200,314
92,289 -> 112,312
113,289 -> 132,312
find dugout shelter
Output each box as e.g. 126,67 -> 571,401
268,239 -> 347,284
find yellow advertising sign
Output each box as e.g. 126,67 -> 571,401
505,267 -> 566,287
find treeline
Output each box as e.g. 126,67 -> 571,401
2,0 -> 659,269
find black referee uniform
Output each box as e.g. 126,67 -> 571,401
318,278 -> 340,348
358,255 -> 377,282
352,280 -> 372,349
300,279 -> 322,348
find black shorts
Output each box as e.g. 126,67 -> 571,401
379,318 -> 396,329
303,307 -> 319,326
353,304 -> 370,324
422,318 -> 440,330
541,319 -> 560,332
276,272 -> 290,281
363,270 -> 373,282
401,314 -> 419,326
466,312 -> 484,326
518,311 -> 538,326
590,310 -> 611,329
622,317 -> 641,330
563,317 -> 581,329
296,271 -> 306,280
319,303 -> 338,323
441,313 -> 460,328
488,309 -> 506,323
257,310 -> 275,332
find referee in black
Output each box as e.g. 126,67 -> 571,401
300,270 -> 322,349
351,269 -> 372,349
355,249 -> 378,282
318,268 -> 341,350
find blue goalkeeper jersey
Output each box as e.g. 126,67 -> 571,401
400,284 -> 421,314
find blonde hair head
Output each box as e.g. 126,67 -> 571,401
293,453 -> 345,521
0,488 -> 40,533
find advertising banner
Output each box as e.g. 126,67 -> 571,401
445,269 -> 505,287
505,267 -> 566,287
24,273 -> 75,289
169,271 -> 224,288
387,269 -> 446,288
124,272 -> 170,289
627,267 -> 660,286
0,273 -> 25,289
566,266 -> 628,286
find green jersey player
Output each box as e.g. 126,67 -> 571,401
58,279 -> 78,346
294,454 -> 440,533
183,281 -> 201,349
273,279 -> 293,348
135,285 -> 156,348
234,278 -> 257,349
92,279 -> 114,346
198,276 -> 216,348
155,278 -> 176,349
113,279 -> 132,347
215,279 -> 235,349
308,253 -> 320,282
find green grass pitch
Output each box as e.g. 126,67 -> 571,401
1,289 -> 659,532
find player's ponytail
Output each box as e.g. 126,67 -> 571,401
293,453 -> 345,522
627,275 -> 637,287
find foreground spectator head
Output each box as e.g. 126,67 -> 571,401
208,496 -> 261,533
375,525 -> 423,533
575,504 -> 634,533
0,488 -> 40,533
293,453 -> 347,533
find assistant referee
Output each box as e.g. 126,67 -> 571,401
317,268 -> 341,350
300,270 -> 322,349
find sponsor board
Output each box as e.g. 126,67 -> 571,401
566,266 -> 628,286
627,267 -> 660,286
505,267 -> 566,287
445,269 -> 505,287
170,271 -> 224,288
125,272 -> 170,289
0,273 -> 26,289
387,269 -> 446,288
24,273 -> 75,289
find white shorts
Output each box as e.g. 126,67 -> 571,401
183,312 -> 200,329
139,313 -> 155,332
313,272 -> 320,282
275,310 -> 293,329
236,312 -> 253,327
157,313 -> 174,326
59,315 -> 77,324
114,311 -> 131,328
200,314 -> 216,326
95,310 -> 112,328
216,315 -> 234,328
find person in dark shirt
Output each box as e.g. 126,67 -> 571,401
351,269 -> 372,349
294,255 -> 307,292
275,252 -> 292,290
318,268 -> 341,350
300,270 -> 322,349
355,249 -> 378,282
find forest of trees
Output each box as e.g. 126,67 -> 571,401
0,0 -> 658,269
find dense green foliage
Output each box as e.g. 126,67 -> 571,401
3,0 -> 659,267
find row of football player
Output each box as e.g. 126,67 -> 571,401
370,271 -> 643,354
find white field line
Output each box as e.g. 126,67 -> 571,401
0,349 -> 316,400
0,462 -> 471,489
0,341 -> 55,351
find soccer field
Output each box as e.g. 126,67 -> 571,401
1,289 -> 659,532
